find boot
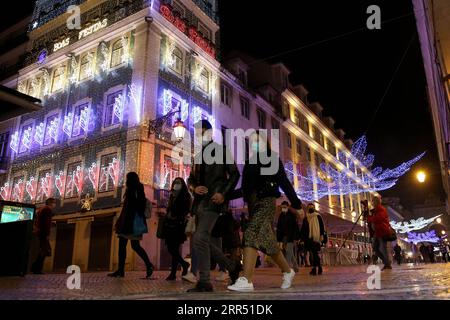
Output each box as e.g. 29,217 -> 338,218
182,262 -> 190,277
166,273 -> 176,281
187,282 -> 213,292
318,266 -> 323,275
309,267 -> 317,276
108,270 -> 125,278
145,265 -> 154,279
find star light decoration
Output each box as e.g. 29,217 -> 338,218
400,230 -> 440,244
390,215 -> 442,234
286,136 -> 426,201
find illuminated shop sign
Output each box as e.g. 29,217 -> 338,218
78,19 -> 108,40
159,4 -> 216,59
53,37 -> 70,52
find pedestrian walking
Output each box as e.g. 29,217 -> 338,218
30,198 -> 56,274
393,242 -> 402,265
428,244 -> 436,263
163,178 -> 192,281
366,197 -> 393,270
276,201 -> 300,272
439,239 -> 448,263
300,203 -> 325,276
108,172 -> 154,278
186,120 -> 242,292
216,210 -> 242,281
227,131 -> 302,292
411,242 -> 420,265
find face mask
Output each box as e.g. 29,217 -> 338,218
281,208 -> 288,213
308,208 -> 315,214
173,183 -> 182,191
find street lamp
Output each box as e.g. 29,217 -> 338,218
416,171 -> 426,183
436,217 -> 442,224
148,107 -> 186,141
442,230 -> 446,235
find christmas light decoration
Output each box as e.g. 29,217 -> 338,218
38,172 -> 53,199
30,77 -> 41,98
55,170 -> 66,197
191,62 -> 205,90
192,106 -> 202,124
73,165 -> 84,194
162,38 -> 176,71
25,177 -> 37,201
69,55 -> 79,83
121,36 -> 130,64
108,158 -> 120,186
0,182 -> 11,201
287,136 -> 425,201
34,122 -> 45,146
400,230 -> 440,244
390,215 -> 442,234
47,117 -> 60,143
41,68 -> 50,96
128,84 -> 141,124
79,106 -> 91,133
88,162 -> 99,189
21,127 -> 33,151
18,81 -> 27,94
10,131 -> 19,153
181,99 -> 189,122
113,94 -> 125,123
12,179 -> 25,202
99,41 -> 109,72
162,89 -> 173,116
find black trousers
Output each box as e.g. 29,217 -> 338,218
31,237 -> 51,274
166,239 -> 188,274
309,248 -> 321,268
118,237 -> 153,271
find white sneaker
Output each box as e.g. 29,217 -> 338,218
216,271 -> 230,282
182,272 -> 197,283
281,269 -> 295,289
227,277 -> 254,292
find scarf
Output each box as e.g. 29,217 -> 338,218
307,212 -> 321,242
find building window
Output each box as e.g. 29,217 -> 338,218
198,69 -> 210,93
238,69 -> 247,86
79,53 -> 94,80
294,110 -> 301,127
72,103 -> 89,137
19,123 -> 33,154
318,131 -> 325,147
271,117 -> 280,130
296,139 -> 302,155
286,132 -> 292,149
172,1 -> 186,17
240,97 -> 250,119
98,153 -> 117,193
220,82 -> 231,106
282,100 -> 290,119
198,22 -> 211,40
65,161 -> 82,199
51,65 -> 65,92
36,169 -> 52,203
306,146 -> 312,162
43,114 -> 59,146
111,39 -> 124,68
300,114 -> 309,132
170,47 -> 183,75
257,109 -> 266,129
328,143 -> 336,158
310,126 -> 316,139
104,91 -> 123,128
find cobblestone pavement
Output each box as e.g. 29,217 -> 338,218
0,263 -> 449,300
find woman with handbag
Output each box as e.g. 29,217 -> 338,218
300,203 -> 325,276
108,172 -> 154,278
227,131 -> 302,292
164,177 -> 192,280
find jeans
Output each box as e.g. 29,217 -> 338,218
373,238 -> 391,267
193,207 -> 233,283
210,236 -> 227,272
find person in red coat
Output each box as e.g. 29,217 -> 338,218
367,197 -> 392,270
31,198 -> 56,274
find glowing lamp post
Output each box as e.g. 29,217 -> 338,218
416,171 -> 426,183
148,106 -> 185,142
172,119 -> 186,141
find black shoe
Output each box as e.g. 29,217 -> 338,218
108,270 -> 125,278
182,262 -> 190,277
228,259 -> 243,284
187,282 -> 213,292
146,266 -> 154,279
309,267 -> 317,276
382,265 -> 392,271
318,266 -> 323,275
166,273 -> 176,281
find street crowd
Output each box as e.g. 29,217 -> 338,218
30,120 -> 449,293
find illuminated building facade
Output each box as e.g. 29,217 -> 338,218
0,0 -> 375,271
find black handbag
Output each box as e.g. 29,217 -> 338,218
383,227 -> 397,242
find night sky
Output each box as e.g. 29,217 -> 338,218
0,0 -> 445,209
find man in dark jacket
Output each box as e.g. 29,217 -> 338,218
277,201 -> 300,272
31,198 -> 56,274
187,120 -> 241,292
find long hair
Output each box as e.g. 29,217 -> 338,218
168,177 -> 191,210
124,172 -> 144,203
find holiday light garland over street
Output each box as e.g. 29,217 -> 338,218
390,215 -> 442,234
286,136 -> 425,201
